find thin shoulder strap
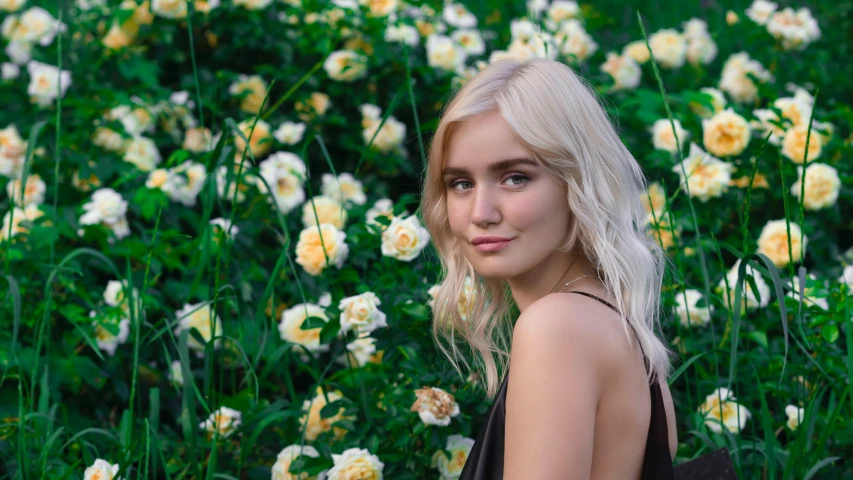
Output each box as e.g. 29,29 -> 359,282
562,291 -> 652,378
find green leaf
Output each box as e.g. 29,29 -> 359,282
402,303 -> 429,321
748,331 -> 768,348
821,323 -> 839,343
300,316 -> 328,330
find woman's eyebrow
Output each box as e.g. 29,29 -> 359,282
441,157 -> 538,177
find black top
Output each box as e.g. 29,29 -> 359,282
458,290 -> 675,479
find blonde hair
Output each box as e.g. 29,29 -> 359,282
420,57 -> 678,399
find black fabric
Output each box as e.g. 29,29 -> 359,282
458,291 -> 675,479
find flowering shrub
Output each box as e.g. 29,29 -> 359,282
1,0 -> 852,478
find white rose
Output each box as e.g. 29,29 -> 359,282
323,50 -> 368,82
756,219 -> 807,268
338,292 -> 387,335
650,118 -> 688,154
442,3 -> 476,28
327,448 -> 384,480
92,312 -> 130,357
702,108 -> 751,157
697,387 -> 751,434
554,20 -> 597,61
600,52 -> 641,91
80,188 -> 127,225
295,223 -> 349,276
321,172 -> 366,206
674,289 -> 711,327
338,333 -> 378,368
278,302 -> 331,354
234,0 -> 273,10
83,459 -> 120,480
381,215 -> 430,261
670,142 -> 733,202
766,7 -> 820,51
26,60 -> 71,107
426,34 -> 467,72
2,62 -> 19,80
385,24 -> 419,47
209,217 -> 239,240
719,52 -> 772,104
0,204 -> 42,241
174,302 -> 223,354
790,163 -> 840,210
410,386 -> 460,426
199,406 -> 241,438
5,173 -> 46,206
432,434 -> 475,480
162,161 -> 207,207
716,259 -> 771,311
151,0 -> 188,18
451,29 -> 485,55
123,136 -> 162,171
785,273 -> 829,311
648,28 -> 686,69
0,0 -> 25,12
686,34 -> 717,66
272,445 -> 324,480
746,0 -> 777,25
273,121 -> 306,145
785,405 -> 804,431
365,198 -> 397,231
362,115 -> 407,153
168,360 -> 184,386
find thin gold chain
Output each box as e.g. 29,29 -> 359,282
556,274 -> 591,294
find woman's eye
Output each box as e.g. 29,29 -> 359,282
449,180 -> 473,191
505,174 -> 529,186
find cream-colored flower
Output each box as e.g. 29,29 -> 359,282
183,126 -> 213,153
547,0 -> 579,23
151,0 -> 187,19
324,50 -> 368,82
209,217 -> 238,242
256,152 -> 306,213
750,109 -> 786,146
91,311 -> 130,357
716,259 -> 771,311
234,0 -> 271,9
1,203 -> 42,241
702,108 -> 751,157
93,127 -> 126,152
384,23 -> 420,47
327,448 -> 384,480
299,387 -> 352,442
839,265 -> 853,292
686,34 -> 717,66
26,60 -> 71,107
302,195 -> 347,230
623,40 -> 650,64
339,332 -> 378,368
790,163 -> 840,210
697,387 -> 751,434
648,214 -> 679,252
362,113 -> 407,153
381,215 -> 430,261
785,273 -> 829,310
278,302 -> 331,354
442,2 -> 476,28
746,0 -> 777,25
6,173 -> 45,206
773,91 -> 813,127
553,20 -> 598,61
0,0 -> 24,12
145,168 -> 169,189
410,386 -> 460,426
365,198 -> 399,231
321,173 -> 366,206
719,52 -> 772,104
83,459 -> 120,480
102,21 -> 136,50
103,279 -> 140,315
233,119 -> 273,158
0,125 -> 26,178
726,11 -> 739,25
123,135 -> 161,171
426,34 -> 467,72
295,223 -> 349,276
80,188 -> 127,226
601,52 -> 641,91
338,292 -> 387,335
72,167 -> 101,192
106,103 -> 156,137
510,18 -> 538,42
785,404 -> 804,431
162,161 -> 207,206
229,74 -> 268,114
432,434 -> 475,480
273,121 -> 306,145
766,7 -> 820,51
650,118 -> 688,154
648,28 -> 686,69
451,29 -> 485,56
199,406 -> 241,438
781,124 -> 822,164
271,445 -> 324,480
675,289 -> 712,327
757,219 -> 807,268
360,0 -> 397,17
174,302 -> 223,353
1,7 -> 64,45
215,164 -> 256,204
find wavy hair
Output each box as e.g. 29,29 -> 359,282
420,57 -> 678,399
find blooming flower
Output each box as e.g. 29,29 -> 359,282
5,173 -> 45,206
272,445 -> 325,480
648,29 -> 686,69
757,219 -> 807,268
273,121 -> 306,145
321,173 -> 366,207
278,302 -> 331,355
702,109 -> 751,157
338,292 -> 388,335
324,50 -> 368,82
83,459 -> 120,480
381,215 -> 430,261
600,52 -> 641,91
671,143 -> 733,202
199,406 -> 241,438
675,289 -> 712,327
174,302 -> 223,354
302,195 -> 347,230
426,34 -> 467,73
299,387 -> 353,441
650,119 -> 688,154
719,52 -> 772,104
295,223 -> 349,276
716,259 -> 771,311
432,434 -> 475,480
26,60 -> 71,106
410,386 -> 460,426
790,163 -> 840,210
785,404 -> 804,431
697,387 -> 751,434
229,74 -> 268,114
781,124 -> 823,164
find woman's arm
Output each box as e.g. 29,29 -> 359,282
503,295 -> 609,480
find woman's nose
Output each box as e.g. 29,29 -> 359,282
470,186 -> 501,227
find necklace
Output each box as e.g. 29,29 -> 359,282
548,254 -> 591,294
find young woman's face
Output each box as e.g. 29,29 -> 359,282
443,110 -> 572,280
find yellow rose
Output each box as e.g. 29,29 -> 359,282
756,219 -> 807,267
229,75 -> 268,114
295,223 -> 349,276
697,388 -> 751,434
781,124 -> 823,164
233,119 -> 272,158
702,108 -> 751,157
623,40 -> 650,64
302,196 -> 347,230
299,387 -> 352,442
380,215 -> 430,261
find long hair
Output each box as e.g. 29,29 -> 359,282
420,57 -> 678,399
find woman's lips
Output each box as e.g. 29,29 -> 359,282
474,238 -> 513,252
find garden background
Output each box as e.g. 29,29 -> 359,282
1,0 -> 853,478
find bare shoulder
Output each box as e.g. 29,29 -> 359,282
502,294 -> 617,478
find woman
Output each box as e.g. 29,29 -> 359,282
420,57 -> 679,479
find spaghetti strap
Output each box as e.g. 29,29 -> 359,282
561,290 -> 652,379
